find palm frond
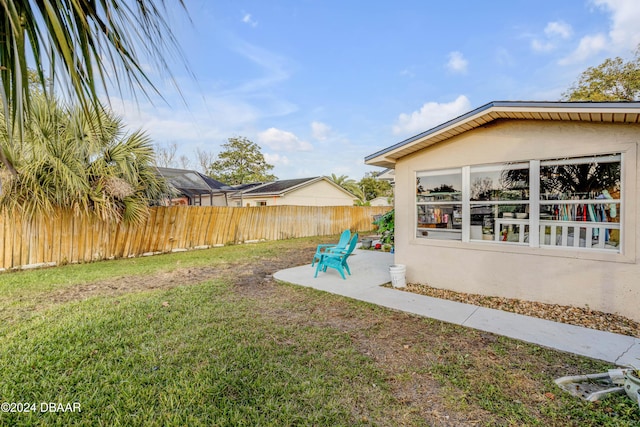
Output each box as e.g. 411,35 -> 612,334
0,0 -> 189,172
0,91 -> 166,223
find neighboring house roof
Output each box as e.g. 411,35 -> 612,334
156,167 -> 227,198
229,176 -> 356,199
365,101 -> 640,168
377,168 -> 395,183
227,182 -> 270,193
198,173 -> 228,191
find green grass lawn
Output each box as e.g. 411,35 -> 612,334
1,282 -> 392,426
0,237 -> 638,426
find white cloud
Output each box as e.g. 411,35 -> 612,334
545,21 -> 572,39
531,39 -> 555,52
495,48 -> 515,66
227,40 -> 293,94
531,21 -> 573,52
560,0 -> 640,64
264,153 -> 290,166
242,13 -> 257,27
446,51 -> 468,73
400,68 -> 415,78
110,97 -> 245,144
311,121 -> 331,141
258,127 -> 313,151
593,0 -> 640,49
559,33 -> 607,65
392,95 -> 471,136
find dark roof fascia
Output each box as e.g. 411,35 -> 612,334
364,100 -> 640,162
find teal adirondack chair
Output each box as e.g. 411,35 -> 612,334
311,229 -> 351,267
315,233 -> 359,279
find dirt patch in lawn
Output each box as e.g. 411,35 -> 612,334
47,241 -> 640,339
48,265 -> 228,304
39,240 -> 632,425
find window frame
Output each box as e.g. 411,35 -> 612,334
414,153 -> 623,253
468,162 -> 530,244
415,168 -> 463,241
538,154 -> 622,251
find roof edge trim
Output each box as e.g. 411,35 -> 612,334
365,100 -> 640,163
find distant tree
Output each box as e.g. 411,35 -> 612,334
195,148 -> 216,174
563,45 -> 640,101
359,176 -> 393,201
329,174 -> 363,200
207,137 -> 277,185
154,143 -> 178,168
501,161 -> 619,198
539,163 -> 620,195
178,155 -> 191,169
470,177 -> 493,201
431,184 -> 456,194
27,69 -> 52,95
329,173 -> 353,188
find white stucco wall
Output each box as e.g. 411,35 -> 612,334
196,194 -> 228,207
393,120 -> 640,321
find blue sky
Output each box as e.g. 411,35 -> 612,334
111,0 -> 640,181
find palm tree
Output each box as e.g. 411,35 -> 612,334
0,0 -> 188,175
0,93 -> 167,223
329,173 -> 363,201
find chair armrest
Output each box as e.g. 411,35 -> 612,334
315,244 -> 338,253
326,247 -> 347,255
316,244 -> 337,249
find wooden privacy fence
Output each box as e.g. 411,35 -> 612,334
0,205 -> 391,270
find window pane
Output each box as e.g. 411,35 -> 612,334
417,204 -> 462,240
540,202 -> 620,223
539,154 -> 621,251
540,155 -> 620,201
417,171 -> 462,202
539,202 -> 620,248
540,222 -> 620,249
470,204 -> 529,243
470,164 -> 529,201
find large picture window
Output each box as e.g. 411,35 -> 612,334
415,153 -> 622,252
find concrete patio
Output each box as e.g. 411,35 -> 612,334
274,248 -> 640,366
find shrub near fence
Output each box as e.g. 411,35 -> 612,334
0,205 -> 392,270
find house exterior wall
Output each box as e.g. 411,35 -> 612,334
393,120 -> 640,321
369,197 -> 393,207
197,194 -> 228,207
159,194 -> 227,207
243,180 -> 356,206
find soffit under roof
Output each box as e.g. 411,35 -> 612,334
365,101 -> 640,169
